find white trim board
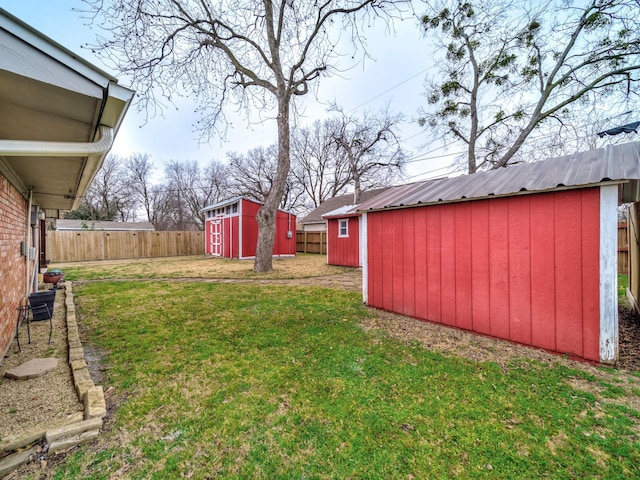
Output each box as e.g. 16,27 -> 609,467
360,213 -> 368,304
599,185 -> 618,364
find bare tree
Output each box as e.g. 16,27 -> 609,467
420,0 -> 640,173
73,155 -> 135,221
291,118 -> 352,209
164,159 -> 228,230
228,145 -> 307,213
147,185 -> 177,230
333,109 -> 406,203
85,0 -> 402,271
124,153 -> 157,223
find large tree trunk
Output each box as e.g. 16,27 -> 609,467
254,97 -> 291,272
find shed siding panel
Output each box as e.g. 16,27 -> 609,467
222,217 -> 229,258
471,200 -> 490,334
454,203 -> 473,330
488,198 -> 510,340
232,216 -> 240,258
440,205 -> 456,327
370,214 -> 384,307
273,211 -> 296,256
508,196 -> 532,345
530,194 -> 557,351
392,212 -> 404,314
555,191 -> 584,357
366,187 -> 602,363
426,207 -> 442,323
402,209 -> 416,317
581,188 -> 601,362
381,214 -> 394,311
327,217 -> 360,267
414,208 -> 429,319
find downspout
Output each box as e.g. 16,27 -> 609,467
1,126 -> 114,299
31,207 -> 39,293
24,189 -> 33,299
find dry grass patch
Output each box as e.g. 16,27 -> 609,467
53,253 -> 348,281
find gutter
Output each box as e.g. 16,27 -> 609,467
0,125 -> 114,157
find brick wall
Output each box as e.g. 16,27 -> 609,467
0,173 -> 28,359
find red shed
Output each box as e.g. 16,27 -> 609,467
323,207 -> 362,267
319,190 -> 391,267
202,197 -> 296,259
357,142 -> 640,365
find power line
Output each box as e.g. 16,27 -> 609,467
345,66 -> 430,114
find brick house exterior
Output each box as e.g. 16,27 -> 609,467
0,8 -> 133,360
0,175 -> 28,356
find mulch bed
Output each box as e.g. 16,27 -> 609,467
618,304 -> 640,371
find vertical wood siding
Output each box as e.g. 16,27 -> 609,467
327,217 -> 360,267
205,199 -> 296,259
48,231 -> 205,261
367,188 -> 602,362
274,212 -> 296,256
241,199 -> 259,258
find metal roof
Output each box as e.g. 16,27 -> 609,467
322,204 -> 359,219
201,196 -> 245,212
298,187 -> 390,224
357,141 -> 640,213
200,196 -> 296,215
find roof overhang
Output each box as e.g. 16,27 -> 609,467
0,8 -> 134,212
322,204 -> 361,219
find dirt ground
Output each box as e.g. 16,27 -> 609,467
363,304 -> 640,373
0,288 -> 82,442
2,266 -> 640,478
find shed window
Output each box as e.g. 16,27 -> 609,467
338,219 -> 349,237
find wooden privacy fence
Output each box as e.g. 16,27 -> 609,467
619,222 -> 629,274
296,231 -> 326,255
46,231 -> 204,262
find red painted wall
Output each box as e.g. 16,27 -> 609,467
205,199 -> 296,258
367,188 -> 602,362
241,199 -> 259,258
0,173 -> 29,358
327,217 -> 361,267
273,210 -> 296,256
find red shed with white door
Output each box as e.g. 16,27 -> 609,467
357,142 -> 640,365
202,197 -> 296,259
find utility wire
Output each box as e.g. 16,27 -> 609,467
345,66 -> 430,114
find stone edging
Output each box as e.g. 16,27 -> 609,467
0,282 -> 106,476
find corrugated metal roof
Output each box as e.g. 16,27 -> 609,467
201,196 -> 245,212
298,187 -> 390,224
357,141 -> 640,212
200,196 -> 297,215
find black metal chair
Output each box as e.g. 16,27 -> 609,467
14,299 -> 53,351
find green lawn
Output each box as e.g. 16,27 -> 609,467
620,274 -> 629,299
53,280 -> 640,479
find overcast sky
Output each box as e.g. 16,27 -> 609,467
2,0 -> 458,184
